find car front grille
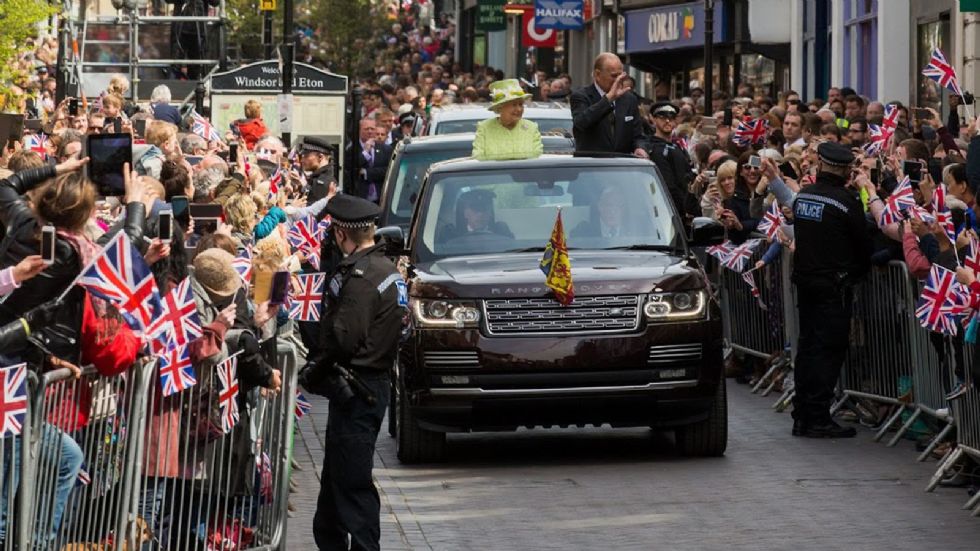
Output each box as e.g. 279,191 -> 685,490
423,350 -> 481,369
647,344 -> 703,366
483,295 -> 641,335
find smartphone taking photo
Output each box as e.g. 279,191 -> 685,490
158,209 -> 173,244
41,225 -> 56,265
189,203 -> 222,235
748,155 -> 762,169
171,195 -> 190,228
85,133 -> 133,196
903,160 -> 923,186
269,271 -> 291,305
229,142 -> 239,164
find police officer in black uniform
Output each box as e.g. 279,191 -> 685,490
300,136 -> 338,204
645,102 -> 698,219
304,194 -> 407,551
790,142 -> 873,438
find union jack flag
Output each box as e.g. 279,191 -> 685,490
922,47 -> 963,97
268,167 -> 283,200
878,177 -> 916,225
24,133 -> 48,156
881,103 -> 901,134
732,118 -> 769,146
158,344 -> 196,397
863,124 -> 891,156
216,355 -> 240,433
933,183 -> 956,242
295,391 -> 312,419
287,216 -> 324,270
909,206 -> 937,224
256,451 -> 273,503
147,278 -> 202,348
76,466 -> 91,487
741,270 -> 767,310
723,239 -> 761,272
0,363 -> 27,438
190,110 -> 223,143
756,201 -> 783,240
78,231 -> 161,333
916,264 -> 961,335
965,232 -> 980,273
232,246 -> 253,284
706,241 -> 735,264
288,273 -> 324,322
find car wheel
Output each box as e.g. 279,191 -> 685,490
395,378 -> 447,463
675,379 -> 728,457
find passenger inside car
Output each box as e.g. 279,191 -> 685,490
436,189 -> 514,243
571,187 -> 632,239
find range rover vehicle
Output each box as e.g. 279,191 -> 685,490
387,155 -> 727,463
378,134 -> 575,232
424,102 -> 573,136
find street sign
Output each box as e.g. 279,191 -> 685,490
534,0 -> 585,30
260,0 -> 276,11
521,7 -> 557,48
476,0 -> 507,32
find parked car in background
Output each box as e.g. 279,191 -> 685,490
424,102 -> 573,137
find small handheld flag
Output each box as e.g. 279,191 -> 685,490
0,364 -> 27,438
288,273 -> 324,322
922,47 -> 963,97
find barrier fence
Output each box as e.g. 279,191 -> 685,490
1,339 -> 300,550
720,238 -> 980,517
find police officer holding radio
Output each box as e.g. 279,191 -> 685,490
790,142 -> 873,439
300,194 -> 408,551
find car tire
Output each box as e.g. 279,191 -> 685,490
675,379 -> 728,457
395,378 -> 447,463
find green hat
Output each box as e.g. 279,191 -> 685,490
488,79 -> 532,112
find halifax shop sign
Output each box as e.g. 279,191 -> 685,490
534,0 -> 585,31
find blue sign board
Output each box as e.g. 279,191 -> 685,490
534,0 -> 585,30
624,0 -> 726,53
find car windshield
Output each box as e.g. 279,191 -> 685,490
413,165 -> 683,262
387,148 -> 469,227
434,118 -> 574,135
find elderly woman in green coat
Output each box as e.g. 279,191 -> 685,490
472,79 -> 543,161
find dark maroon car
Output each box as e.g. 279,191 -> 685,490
385,155 -> 726,463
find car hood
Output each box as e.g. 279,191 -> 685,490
410,251 -> 705,298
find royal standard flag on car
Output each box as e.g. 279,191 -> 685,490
540,208 -> 574,305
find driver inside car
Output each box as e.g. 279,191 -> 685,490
571,187 -> 631,239
437,189 -> 514,243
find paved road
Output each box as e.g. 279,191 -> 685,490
288,382 -> 980,550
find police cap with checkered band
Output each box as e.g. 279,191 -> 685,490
325,194 -> 381,229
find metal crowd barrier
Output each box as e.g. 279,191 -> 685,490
720,243 -> 980,514
1,339 -> 300,550
719,241 -> 794,401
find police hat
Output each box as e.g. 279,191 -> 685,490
817,141 -> 855,167
651,101 -> 679,118
325,194 -> 381,229
300,136 -> 332,155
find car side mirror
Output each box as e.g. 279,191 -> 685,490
688,217 -> 725,247
375,225 -> 406,256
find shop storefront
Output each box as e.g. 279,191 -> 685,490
623,0 -> 788,101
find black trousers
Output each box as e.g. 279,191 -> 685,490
313,372 -> 390,551
793,279 -> 853,424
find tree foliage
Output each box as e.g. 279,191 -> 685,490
225,0 -> 387,76
0,0 -> 59,110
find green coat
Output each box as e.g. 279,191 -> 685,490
472,117 -> 544,161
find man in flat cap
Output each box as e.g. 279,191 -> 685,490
299,136 -> 338,204
305,194 -> 407,551
787,141 -> 873,438
645,101 -> 697,219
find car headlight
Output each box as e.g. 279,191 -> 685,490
644,290 -> 707,320
411,299 -> 481,328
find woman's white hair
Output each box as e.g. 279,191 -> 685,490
150,85 -> 172,104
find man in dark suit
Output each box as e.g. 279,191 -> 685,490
348,118 -> 391,203
570,53 -> 649,158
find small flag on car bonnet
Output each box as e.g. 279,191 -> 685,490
540,208 -> 574,305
